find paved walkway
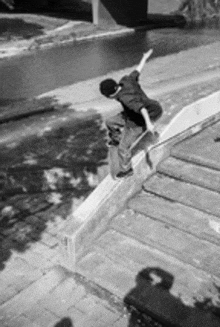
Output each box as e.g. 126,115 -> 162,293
77,120 -> 220,326
1,107 -> 220,327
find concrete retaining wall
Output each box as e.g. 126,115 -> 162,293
59,90 -> 220,271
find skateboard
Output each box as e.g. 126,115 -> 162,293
109,130 -> 160,179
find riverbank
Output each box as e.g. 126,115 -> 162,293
0,13 -> 133,59
0,0 -> 180,60
1,1 -> 220,60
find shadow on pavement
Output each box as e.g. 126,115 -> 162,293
124,267 -> 220,327
144,13 -> 186,29
54,317 -> 73,327
0,96 -> 108,271
0,98 -> 26,107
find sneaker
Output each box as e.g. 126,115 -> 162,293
107,140 -> 119,147
115,168 -> 133,179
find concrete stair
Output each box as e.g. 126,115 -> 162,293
77,122 -> 220,326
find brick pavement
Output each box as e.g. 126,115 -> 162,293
0,108 -> 146,327
0,202 -> 132,327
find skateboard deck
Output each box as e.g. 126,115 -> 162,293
108,145 -> 120,179
109,130 -> 159,179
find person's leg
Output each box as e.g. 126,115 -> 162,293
105,113 -> 125,146
117,125 -> 144,175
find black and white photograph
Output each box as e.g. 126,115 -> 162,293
0,1 -> 220,326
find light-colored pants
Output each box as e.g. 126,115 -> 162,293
106,113 -> 144,172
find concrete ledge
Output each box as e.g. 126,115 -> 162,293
59,90 -> 220,271
159,91 -> 220,142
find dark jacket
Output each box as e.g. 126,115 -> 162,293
115,70 -> 162,127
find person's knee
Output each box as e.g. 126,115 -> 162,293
105,117 -> 113,129
148,100 -> 163,122
118,141 -> 131,154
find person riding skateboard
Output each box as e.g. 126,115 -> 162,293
99,49 -> 163,179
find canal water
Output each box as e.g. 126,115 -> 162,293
0,26 -> 220,100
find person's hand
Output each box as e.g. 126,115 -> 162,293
148,130 -> 159,144
136,49 -> 153,73
147,121 -> 154,133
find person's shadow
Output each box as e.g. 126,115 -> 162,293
124,267 -> 220,327
54,317 -> 73,327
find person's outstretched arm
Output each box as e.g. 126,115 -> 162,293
140,108 -> 154,132
136,49 -> 153,74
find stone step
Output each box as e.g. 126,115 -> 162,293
170,121 -> 220,170
157,156 -> 220,193
94,228 -> 220,304
120,204 -> 220,276
77,228 -> 220,327
143,173 -> 220,217
0,267 -> 67,322
128,191 -> 220,246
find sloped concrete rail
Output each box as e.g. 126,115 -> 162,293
59,90 -> 220,272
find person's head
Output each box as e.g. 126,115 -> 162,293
99,78 -> 119,98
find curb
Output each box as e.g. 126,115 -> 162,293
58,90 -> 220,271
75,26 -> 133,42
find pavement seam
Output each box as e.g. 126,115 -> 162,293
171,152 -> 220,171
155,169 -> 220,195
127,191 -> 220,251
141,184 -> 220,227
92,231 -> 220,290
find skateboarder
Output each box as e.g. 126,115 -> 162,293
99,49 -> 163,179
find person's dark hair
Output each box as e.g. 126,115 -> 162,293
99,79 -> 118,97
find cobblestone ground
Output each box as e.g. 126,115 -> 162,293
0,97 -> 109,269
0,97 -> 165,327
